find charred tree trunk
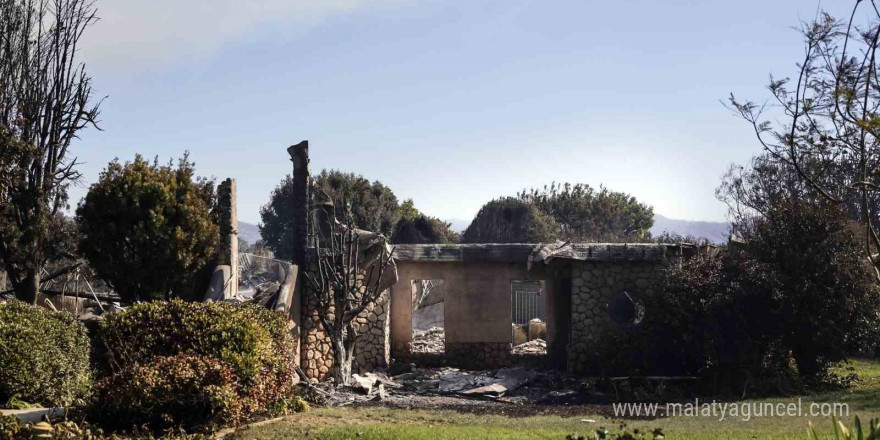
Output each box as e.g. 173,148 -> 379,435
13,267 -> 40,305
330,323 -> 357,385
0,0 -> 101,302
303,212 -> 396,385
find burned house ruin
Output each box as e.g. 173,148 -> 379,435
268,140 -> 706,381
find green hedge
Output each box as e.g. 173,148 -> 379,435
0,301 -> 90,407
89,355 -> 243,432
92,300 -> 297,430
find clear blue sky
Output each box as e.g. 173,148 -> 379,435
70,0 -> 855,225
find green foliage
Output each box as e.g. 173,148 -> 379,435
518,182 -> 654,242
743,201 -> 880,378
89,355 -> 243,433
727,5 -> 880,278
0,0 -> 100,304
259,170 -> 399,259
97,300 -> 295,383
637,253 -> 781,389
95,300 -> 296,423
808,416 -> 880,440
462,197 -> 559,243
629,200 -> 880,390
0,415 -> 24,440
76,155 -> 219,302
398,199 -> 420,222
257,176 -> 295,260
0,128 -> 72,303
314,169 -> 399,235
3,396 -> 36,410
651,231 -> 709,245
392,199 -> 458,244
0,413 -> 208,440
268,394 -> 310,416
0,301 -> 90,407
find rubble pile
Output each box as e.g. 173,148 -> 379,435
412,327 -> 445,353
512,338 -> 547,355
303,364 -> 620,416
238,271 -> 280,300
237,253 -> 289,300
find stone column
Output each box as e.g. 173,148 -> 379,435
287,141 -> 310,267
218,178 -> 238,299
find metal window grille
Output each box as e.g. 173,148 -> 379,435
511,281 -> 541,325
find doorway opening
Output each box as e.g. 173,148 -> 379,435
510,280 -> 547,356
411,279 -> 445,354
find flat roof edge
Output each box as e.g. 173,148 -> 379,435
393,243 -> 677,263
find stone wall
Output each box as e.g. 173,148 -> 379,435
568,261 -> 664,374
301,288 -> 332,381
352,290 -> 390,373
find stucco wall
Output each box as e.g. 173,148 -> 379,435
299,245 -> 671,379
391,261 -> 540,367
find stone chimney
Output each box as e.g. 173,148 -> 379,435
217,178 -> 238,298
287,141 -> 310,266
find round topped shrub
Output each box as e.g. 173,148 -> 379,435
95,300 -> 296,419
0,301 -> 90,407
76,155 -> 219,302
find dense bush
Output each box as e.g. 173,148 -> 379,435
76,155 -> 219,302
392,214 -> 458,244
260,170 -> 400,259
518,182 -> 654,241
392,200 -> 458,244
629,201 -> 880,390
639,253 -> 783,389
94,300 -> 296,424
0,301 -> 90,407
89,355 -> 243,432
741,201 -> 880,378
462,197 -> 559,243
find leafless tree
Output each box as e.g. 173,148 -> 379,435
728,2 -> 880,278
303,216 -> 396,385
0,0 -> 101,303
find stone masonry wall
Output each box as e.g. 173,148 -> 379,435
352,291 -> 390,374
568,261 -> 664,375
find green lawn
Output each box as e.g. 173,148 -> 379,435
228,359 -> 880,440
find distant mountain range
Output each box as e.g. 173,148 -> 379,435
240,214 -> 730,245
238,221 -> 262,244
445,218 -> 471,233
650,214 -> 729,244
